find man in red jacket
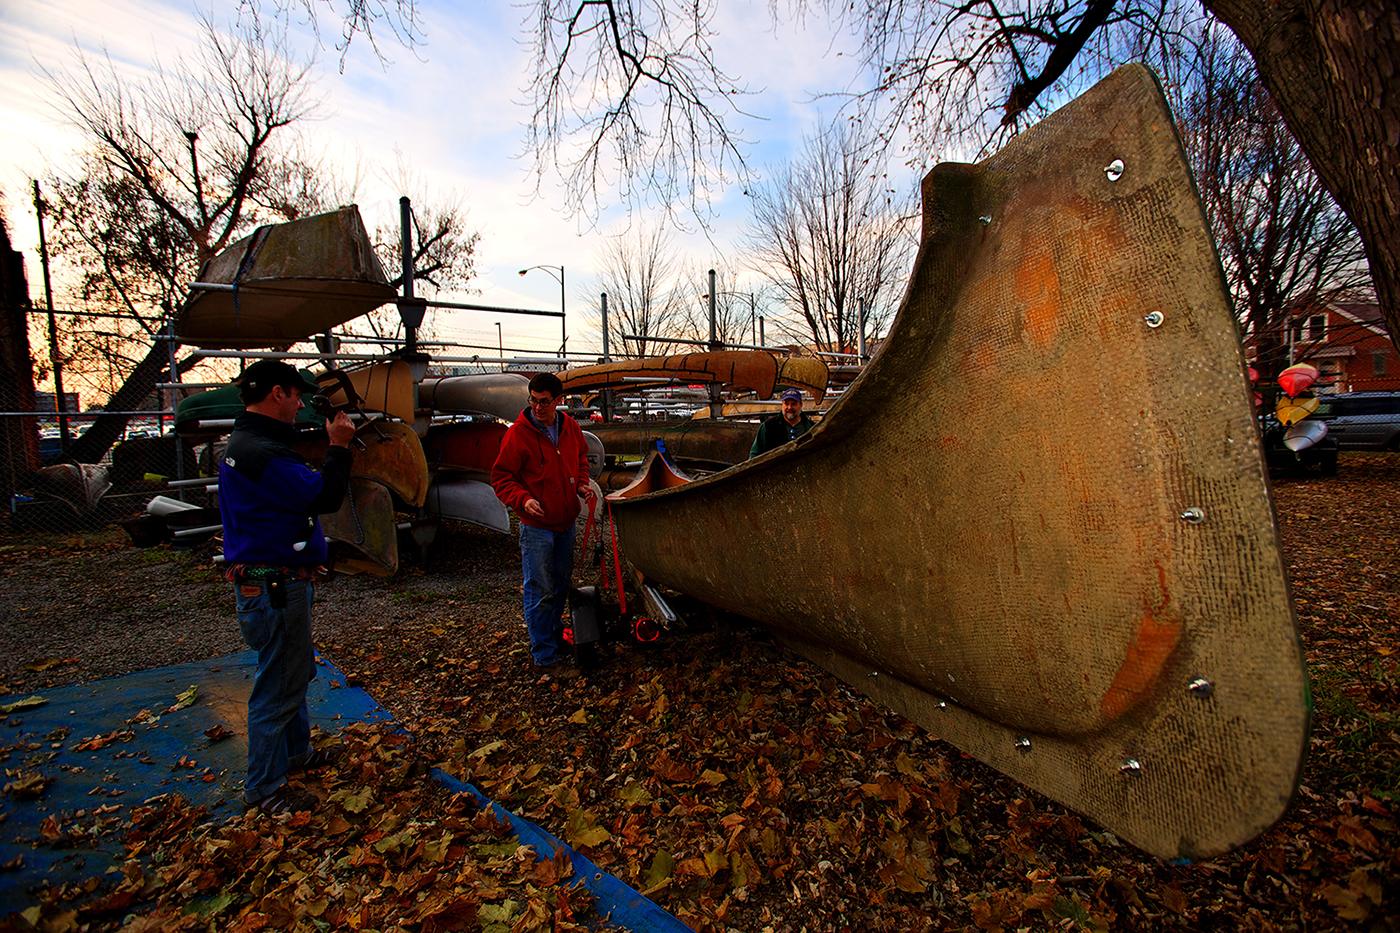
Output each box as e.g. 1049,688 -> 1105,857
491,372 -> 596,676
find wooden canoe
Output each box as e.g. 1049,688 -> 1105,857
587,420 -> 758,465
322,477 -> 398,577
176,206 -> 396,349
318,360 -> 418,425
418,373 -> 530,421
606,65 -> 1307,860
351,419 -> 429,508
558,351 -> 828,403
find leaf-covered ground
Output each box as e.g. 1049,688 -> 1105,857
2,454 -> 1397,931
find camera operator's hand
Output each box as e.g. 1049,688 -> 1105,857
326,411 -> 356,448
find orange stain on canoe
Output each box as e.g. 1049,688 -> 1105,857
1015,253 -> 1062,347
1100,608 -> 1182,721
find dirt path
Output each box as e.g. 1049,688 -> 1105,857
1,454 -> 1395,929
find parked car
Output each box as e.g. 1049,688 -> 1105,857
1314,391 -> 1400,450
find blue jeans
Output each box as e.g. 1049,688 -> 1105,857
519,523 -> 577,667
234,577 -> 315,803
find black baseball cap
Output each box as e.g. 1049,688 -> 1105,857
236,359 -> 321,396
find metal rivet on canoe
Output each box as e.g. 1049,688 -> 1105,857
1015,736 -> 1032,753
1105,159 -> 1125,182
1188,677 -> 1215,699
937,700 -> 949,709
1119,758 -> 1142,776
978,214 -> 992,225
868,671 -> 879,678
1179,507 -> 1205,524
1143,310 -> 1164,328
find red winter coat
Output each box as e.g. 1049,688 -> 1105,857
490,410 -> 591,532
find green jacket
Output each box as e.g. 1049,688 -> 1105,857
750,413 -> 814,457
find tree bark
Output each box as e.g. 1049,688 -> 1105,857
0,218 -> 40,500
1207,0 -> 1400,352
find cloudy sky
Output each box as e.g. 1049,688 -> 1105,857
0,0 -> 895,362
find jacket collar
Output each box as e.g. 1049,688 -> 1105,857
233,410 -> 298,443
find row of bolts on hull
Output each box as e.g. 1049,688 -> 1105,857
896,159 -> 1214,778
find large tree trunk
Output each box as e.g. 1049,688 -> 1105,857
1207,0 -> 1400,352
66,342 -> 205,464
0,218 -> 40,501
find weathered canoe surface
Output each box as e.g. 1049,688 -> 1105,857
322,477 -> 398,577
177,207 -> 395,349
33,463 -> 112,513
351,419 -> 428,509
587,420 -> 758,465
688,400 -> 824,421
559,352 -> 829,403
425,476 -> 510,533
419,374 -> 531,422
319,360 -> 418,425
607,65 -> 1307,859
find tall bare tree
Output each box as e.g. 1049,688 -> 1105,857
746,122 -> 914,354
41,15 -> 477,462
40,15 -> 322,461
519,0 -> 752,222
677,260 -> 763,350
512,1 -> 1400,357
585,224 -> 688,357
1168,23 -> 1371,379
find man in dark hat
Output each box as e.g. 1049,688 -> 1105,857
750,387 -> 815,457
219,359 -> 355,815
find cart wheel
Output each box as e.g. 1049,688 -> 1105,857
633,617 -> 661,643
562,625 -> 575,645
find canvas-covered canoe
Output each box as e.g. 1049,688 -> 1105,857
177,206 -> 396,349
606,66 -> 1307,860
559,352 -> 828,403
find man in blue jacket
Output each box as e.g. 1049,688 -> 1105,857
219,359 -> 355,815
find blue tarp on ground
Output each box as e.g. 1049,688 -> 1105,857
0,652 -> 687,931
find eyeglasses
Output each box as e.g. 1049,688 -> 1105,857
527,396 -> 558,407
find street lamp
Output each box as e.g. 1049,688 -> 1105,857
518,264 -> 566,359
495,322 -> 504,373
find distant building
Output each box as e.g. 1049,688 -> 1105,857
1284,302 -> 1398,393
33,391 -> 81,413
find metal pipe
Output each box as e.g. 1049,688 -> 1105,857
0,409 -> 175,417
400,196 -> 416,354
707,269 -> 718,350
165,318 -> 186,492
173,523 -> 223,538
600,292 -> 611,421
858,297 -> 867,363
192,349 -> 566,365
32,180 -> 71,451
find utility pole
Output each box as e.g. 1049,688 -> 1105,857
32,180 -> 70,451
600,293 -> 610,421
707,270 -> 720,418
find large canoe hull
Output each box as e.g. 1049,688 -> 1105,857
608,66 -> 1306,860
177,207 -> 395,349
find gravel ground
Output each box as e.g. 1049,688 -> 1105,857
0,520 -> 523,696
1,453 -> 1396,930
